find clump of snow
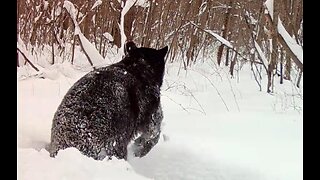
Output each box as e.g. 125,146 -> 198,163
135,0 -> 149,7
103,32 -> 114,42
55,6 -> 62,16
91,0 -> 102,10
43,0 -> 49,10
199,2 -> 208,15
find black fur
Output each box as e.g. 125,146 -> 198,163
49,41 -> 168,160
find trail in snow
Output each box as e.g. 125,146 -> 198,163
128,141 -> 263,180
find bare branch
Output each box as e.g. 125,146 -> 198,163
189,21 -> 261,65
17,47 -> 39,72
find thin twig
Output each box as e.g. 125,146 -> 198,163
181,88 -> 206,115
188,69 -> 230,112
161,94 -> 190,114
220,67 -> 241,112
163,79 -> 206,115
251,62 -> 262,91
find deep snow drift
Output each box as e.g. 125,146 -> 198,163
18,55 -> 302,180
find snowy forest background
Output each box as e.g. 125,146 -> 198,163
17,0 -> 303,180
17,0 -> 303,93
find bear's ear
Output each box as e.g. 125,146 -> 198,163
158,46 -> 168,59
125,41 -> 137,56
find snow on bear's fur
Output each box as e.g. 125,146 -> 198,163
49,41 -> 168,160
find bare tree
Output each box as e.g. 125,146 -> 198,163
17,0 -> 303,92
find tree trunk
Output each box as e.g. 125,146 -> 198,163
217,0 -> 233,66
71,35 -> 76,65
71,10 -> 80,65
124,6 -> 135,41
225,48 -> 230,66
267,1 -> 279,93
51,26 -> 55,65
280,49 -> 284,84
292,0 -> 303,44
112,20 -> 121,48
284,56 -> 291,80
17,52 -> 20,67
142,1 -> 153,47
229,52 -> 237,77
296,69 -> 302,88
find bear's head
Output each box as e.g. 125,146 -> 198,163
124,41 -> 168,86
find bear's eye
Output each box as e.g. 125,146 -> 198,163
139,58 -> 146,64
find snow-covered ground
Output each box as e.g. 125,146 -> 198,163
17,54 -> 302,180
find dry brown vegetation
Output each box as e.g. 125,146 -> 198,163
17,0 -> 303,92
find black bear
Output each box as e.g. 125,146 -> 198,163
48,41 -> 168,160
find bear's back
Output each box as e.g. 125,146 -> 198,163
49,41 -> 167,160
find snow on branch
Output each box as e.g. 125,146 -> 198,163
119,0 -> 137,57
122,0 -> 137,15
103,32 -> 114,42
189,21 -> 233,48
204,29 -> 233,48
91,0 -> 102,10
254,41 -> 269,69
263,0 -> 303,71
277,18 -> 303,64
63,0 -> 105,67
17,47 -> 39,72
190,22 -> 261,64
135,0 -> 149,7
63,1 -> 80,35
17,37 -> 39,71
264,0 -> 274,20
77,33 -> 105,66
